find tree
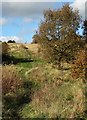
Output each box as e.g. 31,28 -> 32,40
83,20 -> 87,80
32,31 -> 40,44
38,4 -> 80,41
83,20 -> 87,43
33,4 -> 82,65
7,40 -> 16,43
71,20 -> 87,80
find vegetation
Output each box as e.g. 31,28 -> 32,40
2,65 -> 23,118
2,42 -> 9,56
32,4 -> 83,66
2,65 -> 36,119
83,20 -> 87,42
2,3 -> 87,119
72,49 -> 86,79
7,40 -> 16,43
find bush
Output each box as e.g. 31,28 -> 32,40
31,33 -> 39,44
2,65 -> 35,119
2,66 -> 24,119
2,42 -> 11,64
7,40 -> 16,43
2,66 -> 22,95
72,49 -> 86,79
2,42 -> 9,55
39,37 -> 85,68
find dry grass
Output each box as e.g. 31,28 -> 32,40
2,65 -> 22,95
24,44 -> 39,55
2,43 -> 86,118
20,64 -> 85,118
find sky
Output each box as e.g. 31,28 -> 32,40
0,0 -> 87,43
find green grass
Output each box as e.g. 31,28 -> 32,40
3,43 -> 86,119
9,44 -> 32,59
18,62 -> 85,118
19,79 -> 85,118
16,57 -> 46,81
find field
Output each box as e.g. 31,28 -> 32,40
2,43 -> 86,119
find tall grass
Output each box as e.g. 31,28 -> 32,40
2,65 -> 22,95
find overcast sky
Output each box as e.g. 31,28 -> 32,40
0,0 -> 87,43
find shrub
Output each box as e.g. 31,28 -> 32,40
31,33 -> 39,44
7,40 -> 16,43
72,49 -> 86,79
39,37 -> 85,68
2,65 -> 35,119
2,66 -> 23,118
2,66 -> 22,95
2,42 -> 9,55
2,42 -> 11,64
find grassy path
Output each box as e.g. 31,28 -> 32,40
4,43 -> 85,118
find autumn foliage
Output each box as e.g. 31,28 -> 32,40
32,4 -> 83,65
72,49 -> 86,79
72,19 -> 87,79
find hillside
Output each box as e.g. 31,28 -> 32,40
2,43 -> 86,119
8,43 -> 39,55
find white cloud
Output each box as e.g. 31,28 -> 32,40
23,17 -> 33,23
2,0 -> 55,2
0,18 -> 7,25
0,36 -> 23,42
71,0 -> 86,20
2,0 -> 74,2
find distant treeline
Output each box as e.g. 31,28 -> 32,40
0,40 -> 16,43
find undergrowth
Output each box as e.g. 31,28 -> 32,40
2,43 -> 86,119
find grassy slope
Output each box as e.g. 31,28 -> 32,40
6,43 -> 85,118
